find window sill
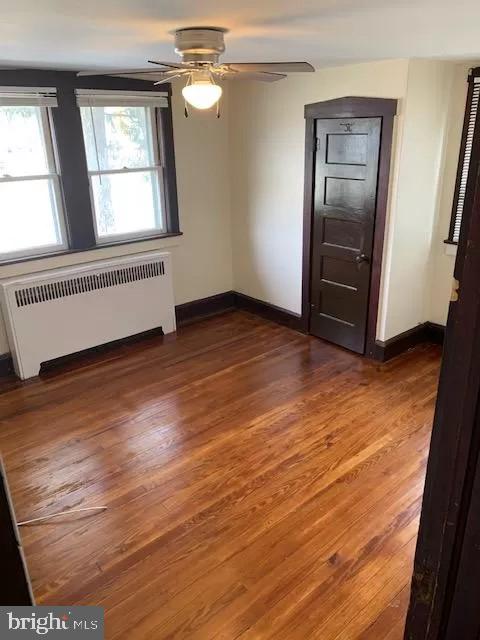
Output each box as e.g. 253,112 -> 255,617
0,232 -> 183,272
443,240 -> 458,257
96,232 -> 183,251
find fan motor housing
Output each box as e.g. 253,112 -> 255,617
174,27 -> 227,64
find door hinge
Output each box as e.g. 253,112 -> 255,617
451,278 -> 460,302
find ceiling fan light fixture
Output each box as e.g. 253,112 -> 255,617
182,72 -> 222,110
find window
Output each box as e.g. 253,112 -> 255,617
448,72 -> 480,244
0,75 -> 179,265
78,91 -> 169,244
0,88 -> 66,260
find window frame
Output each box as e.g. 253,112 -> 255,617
0,104 -> 68,262
81,104 -> 168,245
0,70 -> 180,266
447,67 -> 480,245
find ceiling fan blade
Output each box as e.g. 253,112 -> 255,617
154,74 -> 185,85
226,71 -> 287,83
77,68 -> 166,77
148,60 -> 192,70
225,62 -> 314,73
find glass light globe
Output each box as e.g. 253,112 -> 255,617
182,81 -> 222,110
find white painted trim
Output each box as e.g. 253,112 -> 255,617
0,237 -> 182,280
0,87 -> 57,107
444,243 -> 458,257
76,89 -> 168,108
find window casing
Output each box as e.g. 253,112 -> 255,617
0,99 -> 67,261
448,71 -> 480,244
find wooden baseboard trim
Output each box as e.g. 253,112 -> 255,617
0,329 -> 167,380
0,290 -> 446,377
425,321 -> 446,345
373,321 -> 445,362
233,292 -> 305,332
0,290 -> 281,378
0,354 -> 14,377
175,290 -> 304,332
175,291 -> 236,327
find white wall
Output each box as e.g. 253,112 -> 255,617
428,63 -> 479,325
0,81 -> 233,355
378,59 -> 455,339
228,58 -> 467,340
0,59 -> 474,356
229,59 -> 410,318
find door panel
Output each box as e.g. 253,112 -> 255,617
322,256 -> 358,288
319,284 -> 358,325
325,177 -> 366,209
309,117 -> 381,353
323,217 -> 363,249
326,133 -> 368,165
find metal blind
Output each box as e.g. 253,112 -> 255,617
451,76 -> 480,243
76,89 -> 169,108
0,87 -> 57,107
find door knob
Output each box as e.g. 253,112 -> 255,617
355,253 -> 370,264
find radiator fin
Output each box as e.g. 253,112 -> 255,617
14,260 -> 165,308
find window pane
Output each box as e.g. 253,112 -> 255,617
0,106 -> 50,177
0,179 -> 63,254
91,171 -> 163,238
81,106 -> 155,171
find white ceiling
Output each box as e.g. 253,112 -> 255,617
1,0 -> 479,71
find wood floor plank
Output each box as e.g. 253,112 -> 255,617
100,409 -> 427,636
38,386 -> 431,607
0,311 -> 441,639
354,585 -> 410,640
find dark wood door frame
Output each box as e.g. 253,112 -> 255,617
301,97 -> 397,356
404,85 -> 480,640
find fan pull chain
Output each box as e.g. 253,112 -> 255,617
184,72 -> 192,118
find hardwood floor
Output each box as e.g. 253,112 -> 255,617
0,311 -> 441,639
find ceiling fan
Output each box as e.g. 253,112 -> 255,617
78,27 -> 315,114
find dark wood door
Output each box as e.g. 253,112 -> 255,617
309,117 -> 381,353
404,101 -> 480,640
0,459 -> 34,605
444,445 -> 480,639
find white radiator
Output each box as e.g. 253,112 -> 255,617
0,251 -> 176,380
